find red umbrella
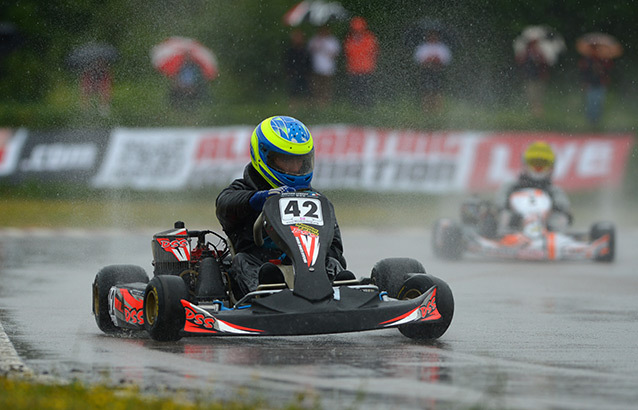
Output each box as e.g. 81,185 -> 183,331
576,32 -> 623,59
151,36 -> 218,80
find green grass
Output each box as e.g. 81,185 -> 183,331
2,76 -> 637,133
0,375 -> 315,410
2,185 -> 636,230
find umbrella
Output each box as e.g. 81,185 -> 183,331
576,32 -> 623,59
513,25 -> 565,66
283,0 -> 348,27
403,18 -> 455,49
151,36 -> 218,80
66,42 -> 118,70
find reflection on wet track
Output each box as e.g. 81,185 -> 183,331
1,228 -> 638,409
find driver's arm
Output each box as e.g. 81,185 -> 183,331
549,185 -> 571,214
329,221 -> 347,269
215,181 -> 258,232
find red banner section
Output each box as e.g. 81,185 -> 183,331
467,132 -> 635,191
0,127 -> 633,193
0,128 -> 27,177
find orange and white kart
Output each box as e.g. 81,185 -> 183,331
432,188 -> 615,262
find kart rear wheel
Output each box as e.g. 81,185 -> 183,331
590,222 -> 615,262
370,258 -> 426,298
144,275 -> 188,341
432,218 -> 464,260
92,265 -> 148,334
396,274 -> 454,340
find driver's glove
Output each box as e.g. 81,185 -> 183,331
249,186 -> 296,211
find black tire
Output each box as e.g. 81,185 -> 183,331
371,258 -> 426,298
477,210 -> 498,239
92,265 -> 148,334
144,275 -> 189,341
396,274 -> 454,340
432,218 -> 464,260
590,222 -> 615,262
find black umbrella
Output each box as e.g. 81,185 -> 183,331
66,42 -> 118,71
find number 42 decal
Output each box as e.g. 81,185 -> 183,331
279,198 -> 324,226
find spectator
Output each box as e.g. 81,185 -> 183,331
169,54 -> 208,109
308,26 -> 340,107
413,31 -> 451,113
578,46 -> 614,126
284,29 -> 312,109
516,38 -> 550,117
80,57 -> 113,116
343,16 -> 379,107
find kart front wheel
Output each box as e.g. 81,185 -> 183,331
92,265 -> 148,334
144,275 -> 189,341
396,274 -> 454,340
370,258 -> 426,298
590,222 -> 615,262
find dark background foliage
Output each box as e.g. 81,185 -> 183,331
0,0 -> 636,129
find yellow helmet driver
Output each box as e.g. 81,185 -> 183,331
523,141 -> 555,181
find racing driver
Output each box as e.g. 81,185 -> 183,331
215,115 -> 349,298
495,140 -> 572,236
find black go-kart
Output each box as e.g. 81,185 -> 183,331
92,191 -> 454,341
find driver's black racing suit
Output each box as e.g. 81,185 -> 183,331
215,164 -> 347,298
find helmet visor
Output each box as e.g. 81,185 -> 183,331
267,150 -> 314,176
526,157 -> 553,173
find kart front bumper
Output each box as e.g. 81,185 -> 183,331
181,285 -> 442,336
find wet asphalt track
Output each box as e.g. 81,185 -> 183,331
1,226 -> 637,409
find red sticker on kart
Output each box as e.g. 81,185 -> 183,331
291,225 -> 320,267
156,237 -> 191,261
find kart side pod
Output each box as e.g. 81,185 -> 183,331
152,222 -> 191,275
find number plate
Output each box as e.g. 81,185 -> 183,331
279,197 -> 324,226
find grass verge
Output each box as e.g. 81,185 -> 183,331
0,375 -> 314,410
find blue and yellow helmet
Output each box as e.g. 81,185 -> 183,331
250,116 -> 314,189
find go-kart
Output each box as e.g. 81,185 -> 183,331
93,191 -> 454,341
432,188 -> 615,262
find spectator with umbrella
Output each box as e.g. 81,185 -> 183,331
576,32 -> 623,126
151,36 -> 218,109
307,26 -> 340,107
284,29 -> 312,109
413,30 -> 452,113
66,42 -> 118,116
513,26 -> 565,118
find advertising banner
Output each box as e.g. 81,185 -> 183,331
166,126 -> 633,193
93,128 -> 203,190
1,126 -> 632,194
9,129 -> 108,183
0,128 -> 27,177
